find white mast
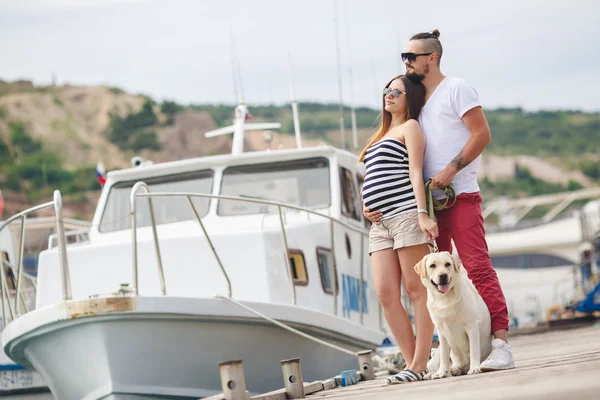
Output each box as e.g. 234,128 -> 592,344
205,30 -> 281,155
334,0 -> 345,150
205,106 -> 281,155
344,0 -> 358,149
286,52 -> 302,149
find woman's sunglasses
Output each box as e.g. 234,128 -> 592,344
400,52 -> 433,63
383,88 -> 405,98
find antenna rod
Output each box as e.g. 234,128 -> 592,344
334,0 -> 345,150
229,27 -> 240,104
287,52 -> 302,149
344,0 -> 358,149
230,27 -> 245,104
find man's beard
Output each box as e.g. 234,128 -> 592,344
406,64 -> 430,83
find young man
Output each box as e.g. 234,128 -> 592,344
403,29 -> 515,371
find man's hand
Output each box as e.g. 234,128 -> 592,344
431,164 -> 458,189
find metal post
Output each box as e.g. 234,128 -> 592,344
357,350 -> 375,380
53,190 -> 72,301
218,360 -> 249,400
130,185 -> 140,296
0,264 -> 4,327
330,219 -> 338,316
280,358 -> 305,399
0,258 -> 11,327
278,205 -> 296,305
359,233 -> 364,325
14,215 -> 28,315
147,196 -> 166,296
130,182 -> 166,296
1,273 -> 16,325
188,197 -> 232,298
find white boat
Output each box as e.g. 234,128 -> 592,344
1,102 -> 386,399
484,194 -> 600,326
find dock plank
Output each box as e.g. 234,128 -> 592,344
306,325 -> 600,400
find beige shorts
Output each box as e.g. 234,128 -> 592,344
369,211 -> 430,255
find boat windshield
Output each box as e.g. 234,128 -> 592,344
218,157 -> 330,216
99,170 -> 214,233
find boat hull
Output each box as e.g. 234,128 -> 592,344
3,297 -> 382,400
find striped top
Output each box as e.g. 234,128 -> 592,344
361,138 -> 417,218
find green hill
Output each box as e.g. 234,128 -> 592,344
0,80 -> 598,220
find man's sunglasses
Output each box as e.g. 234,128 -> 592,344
383,88 -> 405,98
401,52 -> 433,63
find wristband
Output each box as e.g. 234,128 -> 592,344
417,209 -> 428,215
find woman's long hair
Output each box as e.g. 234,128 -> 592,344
358,75 -> 425,162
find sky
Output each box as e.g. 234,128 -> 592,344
1,0 -> 599,112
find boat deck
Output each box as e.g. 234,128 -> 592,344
305,324 -> 600,400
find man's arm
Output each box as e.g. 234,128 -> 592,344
451,106 -> 491,170
430,106 -> 491,188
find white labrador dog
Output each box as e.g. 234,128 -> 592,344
414,251 -> 492,378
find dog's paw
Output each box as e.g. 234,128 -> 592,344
423,371 -> 434,380
467,367 -> 482,375
431,370 -> 450,379
451,366 -> 463,376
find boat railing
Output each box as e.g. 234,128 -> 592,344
0,191 -> 72,328
1,187 -> 383,331
130,182 -> 379,327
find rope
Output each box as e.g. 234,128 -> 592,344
214,294 -> 358,357
424,179 -> 457,254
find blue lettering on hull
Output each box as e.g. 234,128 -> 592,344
342,274 -> 368,318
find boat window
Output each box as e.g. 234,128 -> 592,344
317,247 -> 338,295
99,170 -> 214,233
339,167 -> 361,221
218,157 -> 330,216
356,172 -> 370,229
288,249 -> 308,286
491,254 -> 574,269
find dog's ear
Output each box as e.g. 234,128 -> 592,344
450,253 -> 462,273
414,254 -> 428,279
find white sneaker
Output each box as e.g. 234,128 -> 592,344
481,338 -> 515,371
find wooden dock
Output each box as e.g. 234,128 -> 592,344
305,324 -> 600,400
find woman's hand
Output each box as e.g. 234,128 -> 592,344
363,204 -> 383,224
418,213 -> 439,240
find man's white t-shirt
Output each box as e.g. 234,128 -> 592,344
418,76 -> 482,199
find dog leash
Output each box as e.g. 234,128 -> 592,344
424,179 -> 456,254
429,238 -> 439,254
424,179 -> 457,223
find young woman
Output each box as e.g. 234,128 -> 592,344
359,74 -> 438,383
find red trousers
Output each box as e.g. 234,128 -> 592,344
435,192 -> 509,333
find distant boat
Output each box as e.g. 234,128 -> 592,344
484,193 -> 600,326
